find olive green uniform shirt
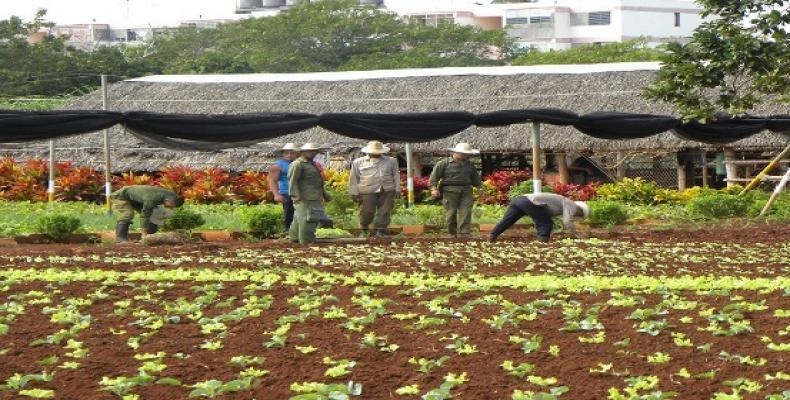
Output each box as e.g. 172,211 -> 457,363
429,158 -> 482,192
110,185 -> 178,227
288,157 -> 327,201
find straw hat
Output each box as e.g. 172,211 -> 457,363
279,143 -> 299,152
575,201 -> 590,219
360,140 -> 390,154
448,143 -> 480,155
300,143 -> 324,151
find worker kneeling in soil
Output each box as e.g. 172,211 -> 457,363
111,185 -> 185,242
489,193 -> 589,243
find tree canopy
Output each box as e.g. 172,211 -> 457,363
645,0 -> 790,121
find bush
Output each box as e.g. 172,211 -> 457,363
160,208 -> 205,232
587,201 -> 628,227
324,189 -> 356,228
597,177 -> 675,205
245,205 -> 283,238
34,214 -> 81,241
507,181 -> 554,198
686,193 -> 750,219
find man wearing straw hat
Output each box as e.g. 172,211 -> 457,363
267,143 -> 300,231
288,143 -> 331,244
429,143 -> 482,238
488,193 -> 590,243
348,140 -> 400,237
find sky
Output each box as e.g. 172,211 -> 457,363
0,0 -> 491,27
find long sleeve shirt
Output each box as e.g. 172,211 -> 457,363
523,193 -> 583,233
429,158 -> 482,192
348,155 -> 400,196
288,157 -> 327,201
111,185 -> 179,227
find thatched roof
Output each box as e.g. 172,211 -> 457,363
2,63 -> 787,172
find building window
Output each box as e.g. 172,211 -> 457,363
674,12 -> 680,27
588,11 -> 611,26
505,10 -> 552,26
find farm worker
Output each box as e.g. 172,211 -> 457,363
348,140 -> 401,237
110,185 -> 185,242
267,143 -> 300,231
288,143 -> 332,244
429,143 -> 482,238
488,193 -> 590,243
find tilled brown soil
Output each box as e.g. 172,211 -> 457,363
0,224 -> 787,399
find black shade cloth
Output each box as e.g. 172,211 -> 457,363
475,108 -> 579,127
673,118 -> 769,144
0,110 -> 122,142
767,115 -> 790,133
574,112 -> 681,139
124,111 -> 319,143
318,112 -> 476,142
0,109 -> 787,149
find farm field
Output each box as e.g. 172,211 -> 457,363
0,226 -> 787,400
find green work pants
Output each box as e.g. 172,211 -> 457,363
442,189 -> 474,235
359,191 -> 396,229
112,199 -> 136,224
290,200 -> 324,244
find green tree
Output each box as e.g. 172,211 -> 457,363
510,38 -> 663,66
145,0 -> 512,73
645,0 -> 790,121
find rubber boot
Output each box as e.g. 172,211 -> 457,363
359,226 -> 370,238
145,223 -> 159,235
116,222 -> 130,242
374,228 -> 386,238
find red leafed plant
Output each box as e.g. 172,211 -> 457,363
232,171 -> 273,204
400,173 -> 432,202
158,165 -> 199,194
55,162 -> 104,202
182,167 -> 234,204
552,182 -> 601,201
478,170 -> 532,205
112,171 -> 157,190
0,158 -> 49,201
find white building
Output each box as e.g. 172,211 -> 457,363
404,0 -> 703,51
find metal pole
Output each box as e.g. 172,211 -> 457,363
405,143 -> 415,208
48,140 -> 55,203
531,122 -> 542,193
739,143 -> 790,195
101,74 -> 112,214
759,168 -> 790,216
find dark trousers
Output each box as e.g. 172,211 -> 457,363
282,196 -> 295,230
491,196 -> 553,242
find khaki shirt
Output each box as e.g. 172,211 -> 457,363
429,158 -> 482,192
523,193 -> 583,233
348,155 -> 400,195
288,157 -> 326,201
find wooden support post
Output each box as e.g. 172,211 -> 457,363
413,152 -> 423,178
739,144 -> 790,194
616,151 -> 626,181
724,148 -> 738,188
405,143 -> 415,208
677,160 -> 688,191
48,140 -> 55,203
701,150 -> 709,188
101,74 -> 112,214
557,152 -> 570,184
531,122 -> 542,193
760,168 -> 790,216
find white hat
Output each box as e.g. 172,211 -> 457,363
150,205 -> 174,226
300,142 -> 324,151
279,143 -> 299,152
448,143 -> 480,155
575,201 -> 590,219
361,140 -> 390,154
